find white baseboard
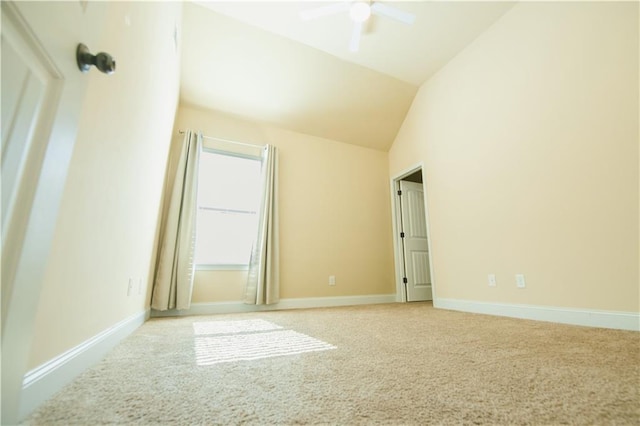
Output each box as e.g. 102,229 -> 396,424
434,298 -> 640,331
151,294 -> 397,317
20,310 -> 149,419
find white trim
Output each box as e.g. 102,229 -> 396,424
195,264 -> 249,271
20,310 -> 149,419
434,298 -> 640,331
151,294 -> 397,317
390,176 -> 406,302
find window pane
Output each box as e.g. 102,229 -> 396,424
195,209 -> 259,266
198,152 -> 261,212
195,150 -> 263,267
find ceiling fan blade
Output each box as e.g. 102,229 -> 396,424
299,2 -> 349,21
349,21 -> 363,52
371,2 -> 416,25
363,14 -> 377,34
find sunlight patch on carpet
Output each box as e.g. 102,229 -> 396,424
193,320 -> 336,366
193,319 -> 282,336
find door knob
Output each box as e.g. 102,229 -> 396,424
76,43 -> 116,75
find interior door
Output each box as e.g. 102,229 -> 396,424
1,2 -> 106,422
399,180 -> 432,301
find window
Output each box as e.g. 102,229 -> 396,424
195,149 -> 262,269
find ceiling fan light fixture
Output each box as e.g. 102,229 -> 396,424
349,2 -> 371,23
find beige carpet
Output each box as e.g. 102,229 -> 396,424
24,303 -> 640,425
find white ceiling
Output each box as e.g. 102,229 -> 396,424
180,1 -> 515,150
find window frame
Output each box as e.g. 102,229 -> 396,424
195,146 -> 263,271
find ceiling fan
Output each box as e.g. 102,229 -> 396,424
300,1 -> 416,52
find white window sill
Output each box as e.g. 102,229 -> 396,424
195,264 -> 249,271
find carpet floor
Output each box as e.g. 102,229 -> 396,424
23,303 -> 640,425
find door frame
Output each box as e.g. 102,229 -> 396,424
390,163 -> 436,303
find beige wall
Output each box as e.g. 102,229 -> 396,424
389,2 -> 639,312
28,2 -> 182,369
174,104 -> 395,303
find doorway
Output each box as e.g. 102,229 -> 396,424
391,166 -> 434,302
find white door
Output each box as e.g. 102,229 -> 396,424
399,180 -> 432,301
1,2 -> 106,423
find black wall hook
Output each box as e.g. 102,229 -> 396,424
76,43 -> 116,75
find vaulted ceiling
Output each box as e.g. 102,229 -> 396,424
180,1 -> 515,150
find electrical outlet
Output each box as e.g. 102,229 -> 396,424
488,274 -> 497,287
127,278 -> 133,296
329,275 -> 336,286
516,274 -> 526,288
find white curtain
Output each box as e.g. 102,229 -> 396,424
245,145 -> 279,305
151,131 -> 201,311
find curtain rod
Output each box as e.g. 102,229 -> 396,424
178,130 -> 265,149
